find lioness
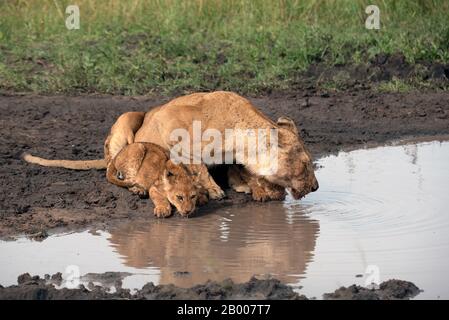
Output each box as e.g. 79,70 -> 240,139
133,91 -> 319,199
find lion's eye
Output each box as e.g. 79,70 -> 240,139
191,195 -> 196,199
116,171 -> 125,180
177,195 -> 183,201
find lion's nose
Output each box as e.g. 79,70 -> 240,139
182,207 -> 196,216
311,180 -> 319,192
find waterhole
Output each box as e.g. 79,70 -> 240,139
1,140 -> 448,299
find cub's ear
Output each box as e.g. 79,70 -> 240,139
163,160 -> 178,181
107,143 -> 146,187
277,116 -> 298,135
185,164 -> 202,180
123,143 -> 147,170
109,143 -> 146,180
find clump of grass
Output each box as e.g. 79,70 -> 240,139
377,77 -> 415,93
0,0 -> 448,95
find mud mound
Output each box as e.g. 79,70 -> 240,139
0,273 -> 306,300
323,280 -> 421,300
0,273 -> 420,300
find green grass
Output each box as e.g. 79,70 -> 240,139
1,0 -> 448,95
376,77 -> 415,93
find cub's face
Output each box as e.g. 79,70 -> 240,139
108,143 -> 199,216
162,161 -> 198,216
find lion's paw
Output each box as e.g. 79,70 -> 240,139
233,184 -> 251,194
251,187 -> 270,202
129,186 -> 148,198
208,185 -> 226,200
267,187 -> 287,201
153,205 -> 172,218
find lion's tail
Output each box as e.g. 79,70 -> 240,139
22,153 -> 107,170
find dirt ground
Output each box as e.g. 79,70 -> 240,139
0,89 -> 449,238
0,273 -> 420,300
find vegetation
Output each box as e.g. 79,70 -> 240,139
1,0 -> 448,94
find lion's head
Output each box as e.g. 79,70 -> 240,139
160,160 -> 199,216
265,117 -> 319,199
107,142 -> 198,216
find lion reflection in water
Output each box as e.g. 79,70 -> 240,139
108,204 -> 319,287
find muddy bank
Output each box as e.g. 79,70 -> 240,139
0,273 -> 420,300
0,90 -> 449,237
297,53 -> 449,91
324,280 -> 421,300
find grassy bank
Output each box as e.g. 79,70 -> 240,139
1,0 -> 448,95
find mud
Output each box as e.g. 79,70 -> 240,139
298,53 -> 449,91
0,90 -> 449,237
0,273 -> 420,300
323,280 -> 421,300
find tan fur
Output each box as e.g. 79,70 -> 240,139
227,166 -> 286,201
22,154 -> 106,170
107,142 -> 200,217
134,91 -> 319,199
184,164 -> 225,200
104,112 -> 146,163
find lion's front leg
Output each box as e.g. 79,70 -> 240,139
186,164 -> 225,200
235,166 -> 286,202
228,166 -> 251,194
205,178 -> 226,200
149,186 -> 172,218
259,180 -> 286,201
128,185 -> 149,198
249,178 -> 286,202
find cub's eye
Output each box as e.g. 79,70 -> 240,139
191,195 -> 196,199
116,171 -> 125,180
177,195 -> 183,201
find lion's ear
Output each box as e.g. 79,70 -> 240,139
163,160 -> 177,181
123,143 -> 147,171
277,116 -> 298,135
107,143 -> 146,186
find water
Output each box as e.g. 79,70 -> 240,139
1,140 -> 448,299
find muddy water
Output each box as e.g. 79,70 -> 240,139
1,140 -> 448,299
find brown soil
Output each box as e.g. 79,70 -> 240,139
0,273 -> 420,300
0,89 -> 449,238
296,53 -> 449,91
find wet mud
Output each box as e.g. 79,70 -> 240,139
0,273 -> 420,300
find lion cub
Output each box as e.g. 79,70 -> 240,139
107,142 -> 207,217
